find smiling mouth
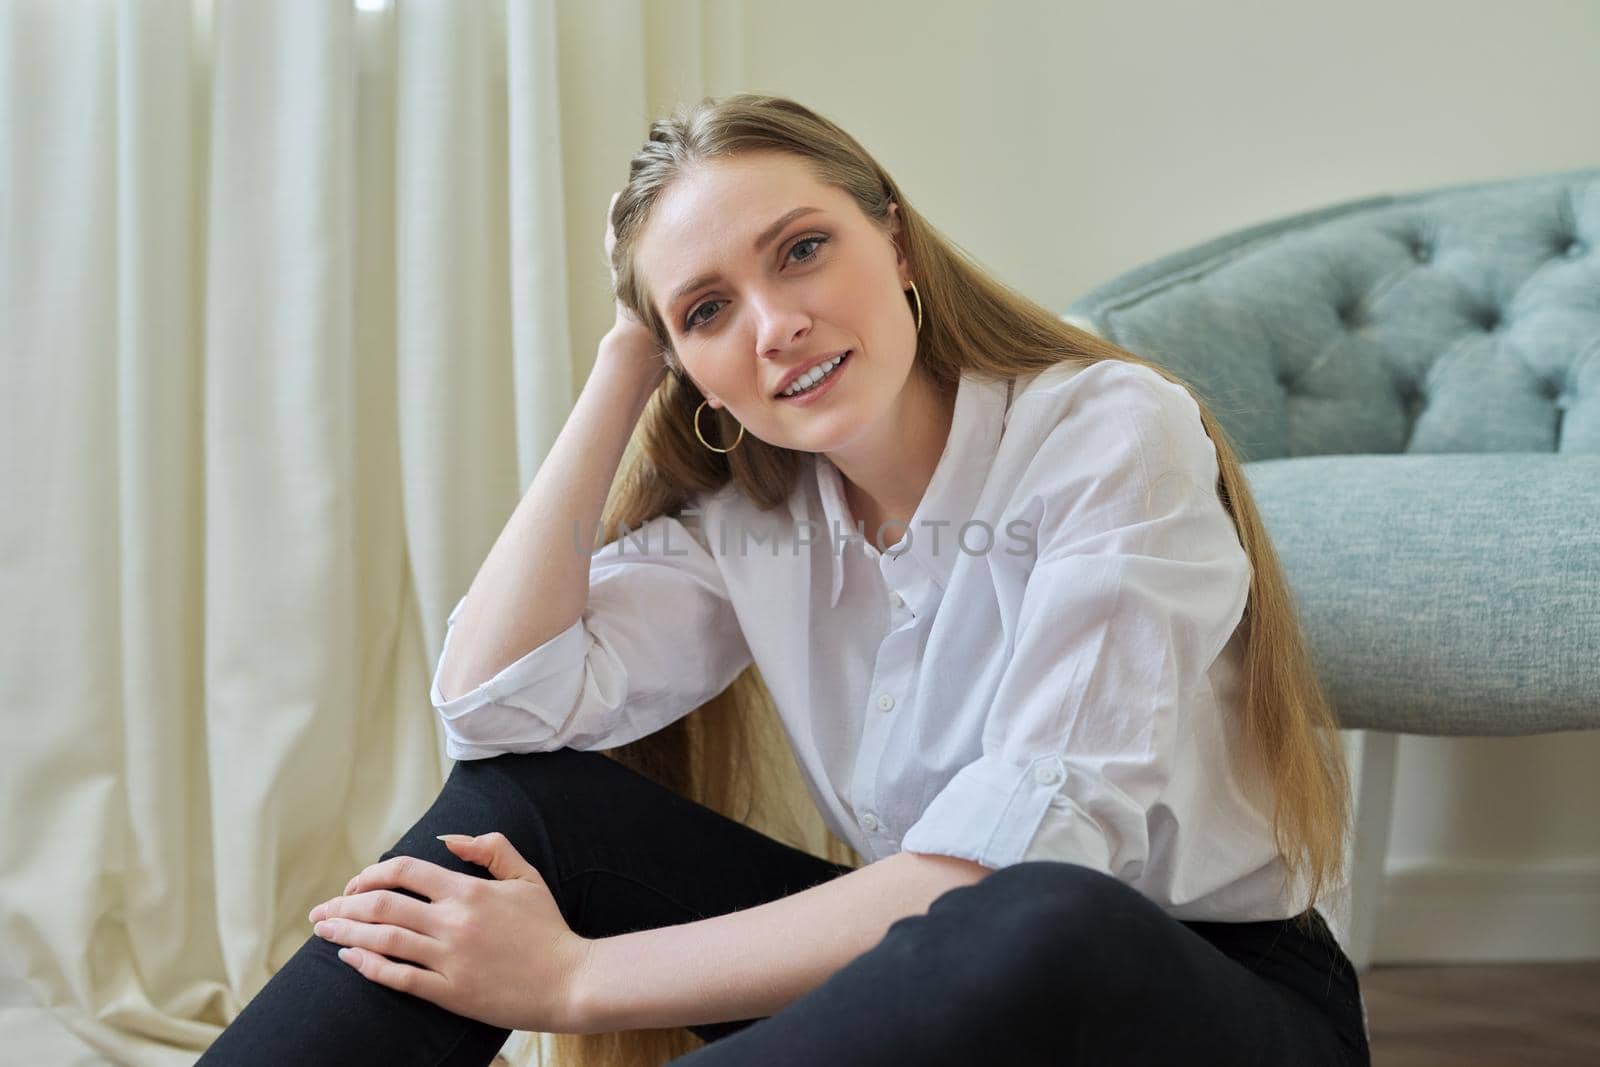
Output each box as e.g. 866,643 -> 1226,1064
776,351 -> 852,399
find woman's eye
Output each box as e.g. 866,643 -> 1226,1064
788,234 -> 827,264
683,234 -> 829,331
684,300 -> 720,331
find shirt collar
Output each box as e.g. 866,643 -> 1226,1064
795,369 -> 1013,608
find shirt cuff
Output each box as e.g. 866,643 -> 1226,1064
430,595 -> 590,745
899,753 -> 1115,874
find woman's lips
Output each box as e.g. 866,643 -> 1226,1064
776,351 -> 851,403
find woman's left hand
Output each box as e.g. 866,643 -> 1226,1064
307,832 -> 594,1034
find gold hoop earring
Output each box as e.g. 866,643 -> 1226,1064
907,280 -> 923,332
694,399 -> 745,453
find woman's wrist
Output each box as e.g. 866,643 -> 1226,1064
589,344 -> 662,409
594,336 -> 666,399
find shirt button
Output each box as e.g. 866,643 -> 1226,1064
890,591 -> 906,610
876,693 -> 895,712
860,812 -> 881,832
1033,764 -> 1062,786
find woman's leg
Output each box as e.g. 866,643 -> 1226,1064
665,860 -> 1372,1067
197,747 -> 855,1065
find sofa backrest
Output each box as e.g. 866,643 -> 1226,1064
1062,167 -> 1600,462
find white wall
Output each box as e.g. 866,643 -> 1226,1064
570,0 -> 1600,964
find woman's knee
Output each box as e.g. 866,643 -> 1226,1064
915,860 -> 1161,999
445,746 -> 619,814
372,750 -> 587,891
928,859 -> 1135,925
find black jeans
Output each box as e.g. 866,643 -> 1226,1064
197,747 -> 1371,1066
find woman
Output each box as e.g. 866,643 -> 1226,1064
200,94 -> 1370,1067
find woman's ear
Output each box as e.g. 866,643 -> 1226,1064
887,201 -> 909,277
671,361 -> 714,404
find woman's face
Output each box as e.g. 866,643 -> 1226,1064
633,152 -> 917,454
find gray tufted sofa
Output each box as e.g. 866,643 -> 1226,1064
1060,166 -> 1600,974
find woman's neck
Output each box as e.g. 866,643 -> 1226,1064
828,368 -> 956,544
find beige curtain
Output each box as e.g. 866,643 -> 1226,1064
0,0 -> 743,1062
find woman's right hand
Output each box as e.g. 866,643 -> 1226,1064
602,191 -> 668,388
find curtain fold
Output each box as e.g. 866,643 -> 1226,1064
0,0 -> 688,1062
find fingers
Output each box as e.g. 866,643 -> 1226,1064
315,916 -> 445,974
606,191 -> 621,284
336,939 -> 450,1000
342,853 -> 457,901
311,888 -> 438,934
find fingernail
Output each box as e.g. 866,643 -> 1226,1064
437,834 -> 473,844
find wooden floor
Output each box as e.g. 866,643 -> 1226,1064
483,962 -> 1600,1065
1362,961 -> 1600,1065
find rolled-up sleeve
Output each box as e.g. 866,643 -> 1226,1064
900,365 -> 1252,875
431,501 -> 753,760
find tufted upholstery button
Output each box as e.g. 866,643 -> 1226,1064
1482,310 -> 1501,331
1413,242 -> 1431,263
1566,239 -> 1585,259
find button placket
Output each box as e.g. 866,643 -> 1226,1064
851,623 -> 915,846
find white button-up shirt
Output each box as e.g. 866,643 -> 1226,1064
432,359 -> 1325,923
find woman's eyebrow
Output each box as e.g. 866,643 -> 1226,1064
666,205 -> 825,311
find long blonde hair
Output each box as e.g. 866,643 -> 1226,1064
544,92 -> 1353,1066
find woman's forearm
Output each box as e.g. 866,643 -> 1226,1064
571,851 -> 994,1034
435,343 -> 661,702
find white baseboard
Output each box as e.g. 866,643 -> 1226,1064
1372,858 -> 1600,964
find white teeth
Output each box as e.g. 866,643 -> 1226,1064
781,353 -> 846,397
